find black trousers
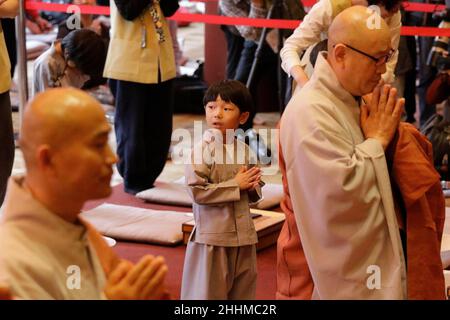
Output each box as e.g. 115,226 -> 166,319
0,91 -> 14,205
221,25 -> 245,80
111,79 -> 174,194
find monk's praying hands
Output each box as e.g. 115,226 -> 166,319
360,84 -> 405,150
104,255 -> 168,300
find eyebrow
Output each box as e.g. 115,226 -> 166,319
92,128 -> 110,140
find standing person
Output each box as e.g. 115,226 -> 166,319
219,0 -> 269,82
0,0 -> 18,206
181,80 -> 263,300
279,6 -> 406,299
103,0 -> 178,194
219,0 -> 280,159
0,17 -> 15,78
280,0 -> 403,91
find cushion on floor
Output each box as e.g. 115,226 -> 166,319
81,203 -> 193,246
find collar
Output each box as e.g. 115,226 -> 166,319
1,176 -> 87,243
310,52 -> 362,122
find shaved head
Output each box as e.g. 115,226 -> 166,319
326,6 -> 393,96
20,88 -> 106,170
328,6 -> 391,54
19,88 -> 117,222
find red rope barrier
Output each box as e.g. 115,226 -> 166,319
25,1 -> 449,14
25,2 -> 450,37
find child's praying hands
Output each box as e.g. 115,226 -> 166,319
235,166 -> 261,190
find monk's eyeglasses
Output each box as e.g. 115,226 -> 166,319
334,44 -> 395,66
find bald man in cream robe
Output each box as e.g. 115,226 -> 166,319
0,88 -> 168,300
279,6 -> 407,299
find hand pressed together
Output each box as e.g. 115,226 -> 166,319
235,166 -> 261,190
104,255 -> 168,300
360,84 -> 404,150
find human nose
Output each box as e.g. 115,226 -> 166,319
214,107 -> 223,118
105,145 -> 118,165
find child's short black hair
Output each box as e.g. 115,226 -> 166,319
61,29 -> 107,78
368,0 -> 403,12
203,80 -> 254,114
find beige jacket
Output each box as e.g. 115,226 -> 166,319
280,53 -> 406,299
185,131 -> 261,247
103,0 -> 176,83
0,21 -> 11,93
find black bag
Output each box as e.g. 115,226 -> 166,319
421,113 -> 450,180
173,62 -> 208,114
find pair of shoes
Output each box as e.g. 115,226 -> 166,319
236,129 -> 272,164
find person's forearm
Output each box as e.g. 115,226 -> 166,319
290,65 -> 309,87
0,0 -> 19,18
280,0 -> 331,75
188,179 -> 241,205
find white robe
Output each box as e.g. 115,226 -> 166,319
280,52 -> 406,299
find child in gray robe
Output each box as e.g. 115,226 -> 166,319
181,80 -> 263,300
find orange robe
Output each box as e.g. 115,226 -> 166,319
276,140 -> 314,299
388,123 -> 446,299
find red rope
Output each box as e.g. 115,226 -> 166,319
25,1 -> 450,37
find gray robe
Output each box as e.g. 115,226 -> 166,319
181,131 -> 261,299
0,177 -> 107,299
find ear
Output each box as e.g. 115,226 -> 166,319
67,60 -> 76,68
239,111 -> 250,125
36,145 -> 53,172
333,44 -> 347,65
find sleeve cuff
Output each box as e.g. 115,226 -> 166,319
357,138 -> 385,158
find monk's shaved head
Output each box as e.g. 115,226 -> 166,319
19,88 -> 117,221
328,6 -> 391,53
20,88 -> 107,170
326,6 -> 393,96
